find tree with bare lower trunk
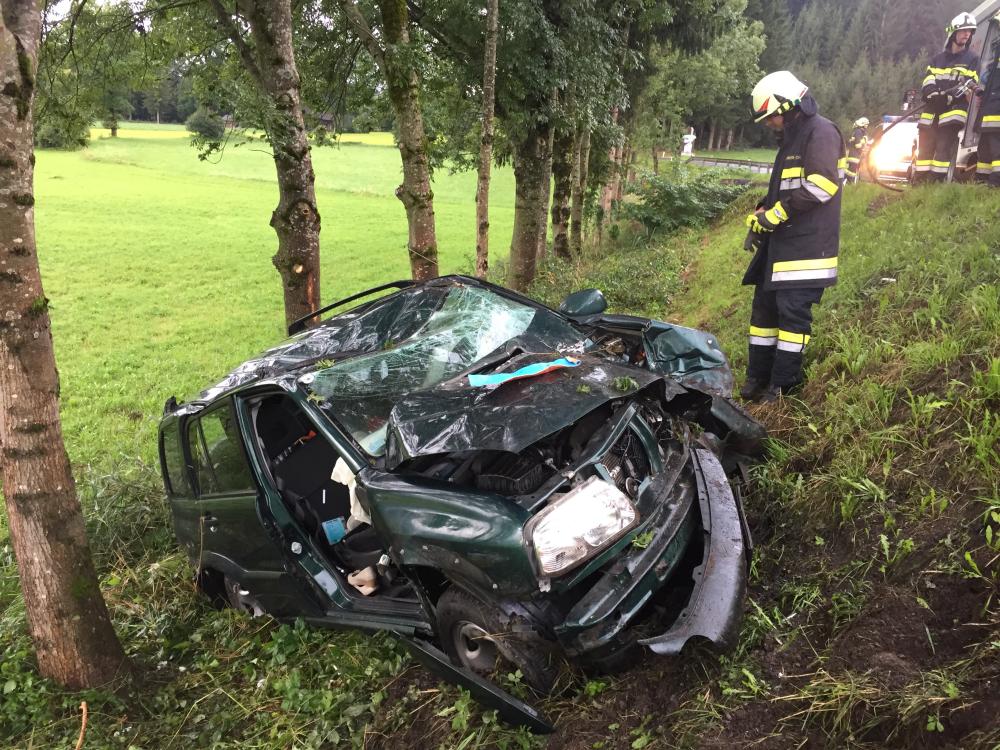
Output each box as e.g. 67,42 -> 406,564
507,123 -> 547,291
337,0 -> 438,281
0,0 -> 128,689
569,127 -> 590,254
474,0 -> 498,279
533,120 -> 553,264
207,0 -> 322,331
550,123 -> 575,259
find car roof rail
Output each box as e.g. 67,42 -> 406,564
287,280 -> 416,335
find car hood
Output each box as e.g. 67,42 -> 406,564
383,352 -> 687,469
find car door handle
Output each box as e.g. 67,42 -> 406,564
202,514 -> 220,533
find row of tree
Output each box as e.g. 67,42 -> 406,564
3,0 -> 758,692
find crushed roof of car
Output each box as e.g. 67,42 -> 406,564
180,277 -> 736,458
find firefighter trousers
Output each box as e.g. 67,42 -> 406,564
747,286 -> 825,390
914,121 -> 962,183
976,130 -> 1000,186
846,147 -> 863,181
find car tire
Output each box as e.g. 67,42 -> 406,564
435,587 -> 560,695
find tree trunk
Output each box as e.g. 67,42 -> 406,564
550,125 -> 574,260
507,125 -> 546,291
337,0 -> 438,281
0,0 -> 128,690
474,0 -> 498,279
599,112 -> 621,220
379,0 -> 438,281
652,145 -> 659,175
619,145 -> 635,200
210,0 -> 322,330
725,127 -> 734,151
534,121 -> 553,264
707,119 -> 717,151
110,122 -> 118,137
570,127 -> 590,254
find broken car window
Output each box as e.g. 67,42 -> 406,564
188,405 -> 255,494
301,285 -> 584,456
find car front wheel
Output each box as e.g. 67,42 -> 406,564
435,587 -> 560,694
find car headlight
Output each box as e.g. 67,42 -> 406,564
526,476 -> 638,577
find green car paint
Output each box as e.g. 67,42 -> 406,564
158,275 -> 761,731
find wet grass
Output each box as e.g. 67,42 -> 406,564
526,182 -> 1000,748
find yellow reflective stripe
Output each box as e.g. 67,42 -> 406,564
778,330 -> 811,345
807,173 -> 839,196
837,157 -> 848,169
749,326 -> 778,337
928,66 -> 977,77
771,257 -> 838,273
781,167 -> 804,178
930,160 -> 951,167
938,109 -> 968,118
982,115 -> 1000,123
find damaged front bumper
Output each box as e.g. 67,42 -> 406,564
557,448 -> 748,658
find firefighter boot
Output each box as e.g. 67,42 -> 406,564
740,378 -> 768,401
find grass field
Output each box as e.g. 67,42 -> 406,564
694,147 -> 776,162
34,125 -> 515,472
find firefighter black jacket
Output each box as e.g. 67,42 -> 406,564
979,55 -> 1000,129
744,96 -> 846,292
847,127 -> 868,152
920,47 -> 979,127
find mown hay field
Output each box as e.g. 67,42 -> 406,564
33,124 -> 515,471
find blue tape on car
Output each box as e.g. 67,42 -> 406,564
322,517 -> 347,545
468,357 -> 580,388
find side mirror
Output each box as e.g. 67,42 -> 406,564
558,288 -> 607,317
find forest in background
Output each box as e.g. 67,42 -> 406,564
37,0 -> 976,154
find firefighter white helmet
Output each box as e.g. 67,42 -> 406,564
947,12 -> 977,37
853,117 -> 870,129
751,71 -> 809,123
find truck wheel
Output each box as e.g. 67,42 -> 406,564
435,587 -> 560,694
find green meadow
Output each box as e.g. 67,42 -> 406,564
34,124 -> 515,471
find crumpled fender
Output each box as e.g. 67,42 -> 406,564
638,448 -> 748,654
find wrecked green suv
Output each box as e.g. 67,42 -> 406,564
159,276 -> 762,730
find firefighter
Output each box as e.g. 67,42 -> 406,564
975,46 -> 1000,186
913,13 -> 980,184
741,71 -> 846,403
846,117 -> 870,182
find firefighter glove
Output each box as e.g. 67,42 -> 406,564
746,201 -> 788,233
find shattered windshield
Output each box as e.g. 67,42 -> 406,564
302,284 -> 584,456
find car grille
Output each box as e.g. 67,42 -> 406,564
601,427 -> 650,498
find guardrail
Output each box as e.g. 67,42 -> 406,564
688,157 -> 772,174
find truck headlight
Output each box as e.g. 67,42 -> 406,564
526,476 -> 638,576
